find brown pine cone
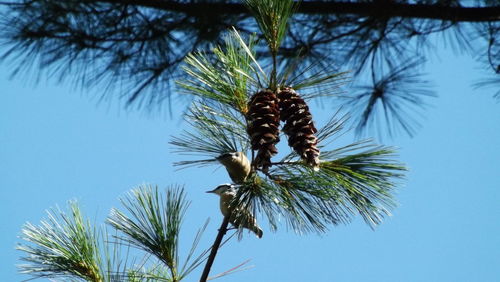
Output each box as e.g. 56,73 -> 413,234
278,87 -> 320,170
246,89 -> 280,172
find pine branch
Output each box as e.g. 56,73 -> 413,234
345,59 -> 436,138
95,1 -> 500,22
173,24 -> 407,233
320,146 -> 405,227
218,138 -> 405,235
17,202 -> 104,281
1,0 -> 496,136
177,29 -> 265,114
199,216 -> 230,282
245,0 -> 296,88
264,143 -> 405,231
107,185 -> 208,281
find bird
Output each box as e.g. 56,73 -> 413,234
216,152 -> 251,184
206,183 -> 263,238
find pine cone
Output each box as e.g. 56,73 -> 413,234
278,87 -> 320,170
247,89 -> 280,172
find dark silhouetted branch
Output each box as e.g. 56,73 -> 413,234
200,216 -> 230,282
99,0 -> 500,22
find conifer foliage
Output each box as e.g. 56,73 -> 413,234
2,0 -> 498,137
16,0 -> 407,281
172,3 -> 406,278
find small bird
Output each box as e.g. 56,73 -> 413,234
216,152 -> 251,184
207,183 -> 263,238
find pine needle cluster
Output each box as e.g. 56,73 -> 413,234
18,185 -> 212,281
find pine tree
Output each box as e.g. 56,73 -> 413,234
16,1 -> 407,281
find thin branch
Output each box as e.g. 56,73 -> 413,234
200,216 -> 230,282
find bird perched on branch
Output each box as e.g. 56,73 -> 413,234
216,152 -> 251,184
207,183 -> 263,238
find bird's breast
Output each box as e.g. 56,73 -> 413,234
219,193 -> 234,217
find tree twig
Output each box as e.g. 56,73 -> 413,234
200,216 -> 230,282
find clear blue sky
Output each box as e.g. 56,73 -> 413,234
1,42 -> 499,281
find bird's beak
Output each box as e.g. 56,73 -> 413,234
206,189 -> 215,194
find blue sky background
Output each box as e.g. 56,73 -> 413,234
1,38 -> 499,281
